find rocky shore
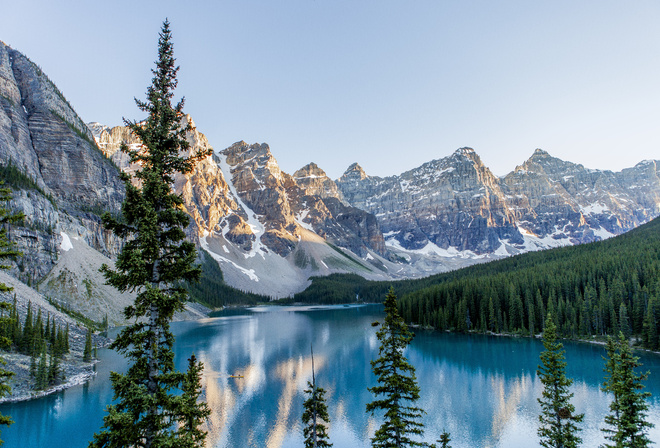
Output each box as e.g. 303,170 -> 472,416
0,270 -> 210,403
0,352 -> 101,403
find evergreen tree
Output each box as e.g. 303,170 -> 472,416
619,303 -> 632,340
89,19 -> 211,448
537,314 -> 583,448
302,345 -> 332,448
48,345 -> 62,386
0,183 -> 22,442
44,313 -> 50,343
176,353 -> 210,448
64,324 -> 70,353
437,431 -> 451,448
83,328 -> 93,363
601,332 -> 654,447
367,287 -> 430,448
35,346 -> 48,390
29,354 -> 36,379
642,297 -> 657,350
21,302 -> 33,355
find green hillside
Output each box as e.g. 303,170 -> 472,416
295,217 -> 660,347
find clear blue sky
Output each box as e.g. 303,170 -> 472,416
3,0 -> 659,178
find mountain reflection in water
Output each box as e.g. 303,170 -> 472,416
3,304 -> 660,447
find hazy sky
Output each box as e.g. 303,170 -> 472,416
2,1 -> 659,178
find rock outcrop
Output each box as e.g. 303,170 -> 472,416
0,41 -> 124,285
501,149 -> 660,246
337,147 -> 660,256
293,162 -> 345,201
337,148 -> 522,254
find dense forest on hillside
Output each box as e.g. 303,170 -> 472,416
295,218 -> 660,348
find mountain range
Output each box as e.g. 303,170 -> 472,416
1,40 -> 659,315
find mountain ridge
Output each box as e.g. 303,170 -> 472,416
0,41 -> 658,308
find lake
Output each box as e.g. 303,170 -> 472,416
3,304 -> 660,447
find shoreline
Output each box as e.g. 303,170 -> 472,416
0,366 -> 98,404
411,324 -> 659,355
0,352 -> 101,404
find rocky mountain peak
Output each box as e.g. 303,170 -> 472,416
455,146 -> 475,155
87,122 -> 109,140
521,148 -> 586,177
449,146 -> 487,168
294,163 -> 344,201
222,141 -> 286,190
294,162 -> 326,179
339,162 -> 368,182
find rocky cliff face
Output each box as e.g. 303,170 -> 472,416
337,148 -> 522,254
0,42 -> 123,214
337,147 -> 660,257
294,162 -> 345,201
0,41 -> 124,286
501,149 -> 660,247
90,115 -> 244,241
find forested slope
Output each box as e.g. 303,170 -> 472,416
398,217 -> 660,347
296,217 -> 660,347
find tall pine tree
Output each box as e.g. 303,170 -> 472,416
601,332 -> 654,447
0,183 -> 23,443
537,313 -> 583,448
176,354 -> 211,448
366,287 -> 431,448
83,327 -> 93,363
89,19 -> 211,448
302,345 -> 332,448
437,431 -> 451,448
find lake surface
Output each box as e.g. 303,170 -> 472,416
3,304 -> 660,447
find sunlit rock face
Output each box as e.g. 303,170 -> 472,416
0,41 -> 124,284
337,148 -> 522,254
293,162 -> 345,202
91,115 -> 247,242
92,123 -> 388,261
501,149 -> 660,245
0,42 -> 123,214
337,147 -> 660,255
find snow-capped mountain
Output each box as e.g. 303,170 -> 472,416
337,148 -> 659,258
90,123 -> 397,297
2,40 -> 659,303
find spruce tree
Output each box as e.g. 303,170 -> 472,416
21,302 -> 33,355
437,431 -> 451,448
302,346 -> 332,448
35,346 -> 48,390
48,345 -> 62,386
89,19 -> 211,448
0,183 -> 22,442
176,354 -> 211,448
537,313 -> 583,448
601,332 -> 654,447
83,328 -> 92,363
366,287 -> 430,448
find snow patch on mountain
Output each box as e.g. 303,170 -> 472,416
296,209 -> 314,232
581,202 -> 609,214
60,232 -> 73,252
200,231 -> 259,282
517,226 -> 573,252
216,150 -> 266,260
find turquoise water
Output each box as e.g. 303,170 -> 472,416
3,304 -> 660,447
